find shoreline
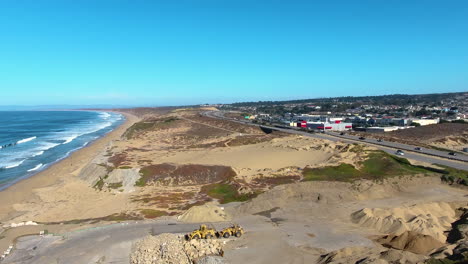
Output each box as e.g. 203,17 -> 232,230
0,111 -> 139,223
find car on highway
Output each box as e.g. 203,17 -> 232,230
377,139 -> 383,142
358,137 -> 365,140
396,150 -> 405,156
339,132 -> 345,135
448,152 -> 457,156
415,147 -> 422,151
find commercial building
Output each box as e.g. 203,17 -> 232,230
291,118 -> 352,131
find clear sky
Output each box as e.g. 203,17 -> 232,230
0,0 -> 467,106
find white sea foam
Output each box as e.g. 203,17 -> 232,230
32,151 -> 44,157
27,163 -> 43,172
62,135 -> 78,144
17,136 -> 36,144
99,112 -> 111,119
40,142 -> 60,151
4,159 -> 26,169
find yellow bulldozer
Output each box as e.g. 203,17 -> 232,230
217,224 -> 244,238
185,224 -> 217,240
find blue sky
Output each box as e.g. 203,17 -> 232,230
0,0 -> 467,106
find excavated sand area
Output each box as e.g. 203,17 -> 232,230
352,202 -> 456,242
178,202 -> 231,223
222,176 -> 468,264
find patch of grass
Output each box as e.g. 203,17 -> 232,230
94,178 -> 105,190
124,117 -> 180,139
201,183 -> 258,204
135,166 -> 156,186
303,164 -> 361,182
108,182 -> 123,189
124,121 -> 156,139
437,165 -> 468,180
303,151 -> 436,182
139,209 -> 168,219
360,152 -> 429,179
437,165 -> 468,186
349,143 -> 365,153
119,166 -> 132,169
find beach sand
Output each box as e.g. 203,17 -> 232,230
0,112 -> 139,223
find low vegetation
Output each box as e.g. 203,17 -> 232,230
139,209 -> 168,219
303,151 -> 434,182
108,153 -> 128,167
108,182 -> 123,189
136,163 -> 236,187
93,178 -> 105,190
303,164 -> 361,182
124,117 -> 180,139
200,183 -> 258,204
439,165 -> 468,186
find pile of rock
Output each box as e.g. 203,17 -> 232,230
131,233 -> 225,264
131,233 -> 191,264
2,221 -> 38,228
183,238 -> 223,260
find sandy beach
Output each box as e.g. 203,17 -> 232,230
0,111 -> 140,223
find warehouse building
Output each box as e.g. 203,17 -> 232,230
290,119 -> 352,131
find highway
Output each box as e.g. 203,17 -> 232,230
203,111 -> 468,171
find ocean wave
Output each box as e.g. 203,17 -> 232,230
40,142 -> 60,151
3,159 -> 26,169
27,163 -> 43,172
99,112 -> 111,119
56,118 -> 113,146
62,135 -> 78,144
17,136 -> 37,144
32,150 -> 44,157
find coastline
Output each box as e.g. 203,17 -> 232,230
0,111 -> 139,223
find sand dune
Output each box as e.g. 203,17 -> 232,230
351,202 -> 456,242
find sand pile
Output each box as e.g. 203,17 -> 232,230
179,203 -> 231,223
131,233 -> 224,264
232,177 -> 439,216
377,231 -> 444,255
233,181 -> 359,215
351,202 -> 456,242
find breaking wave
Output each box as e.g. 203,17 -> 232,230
3,159 -> 26,169
17,136 -> 37,144
27,163 -> 43,172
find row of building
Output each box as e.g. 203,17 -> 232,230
289,117 -> 353,131
287,115 -> 440,132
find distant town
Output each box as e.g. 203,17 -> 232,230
209,92 -> 467,133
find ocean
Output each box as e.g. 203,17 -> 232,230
0,111 -> 125,190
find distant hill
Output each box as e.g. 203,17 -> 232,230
226,92 -> 467,107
